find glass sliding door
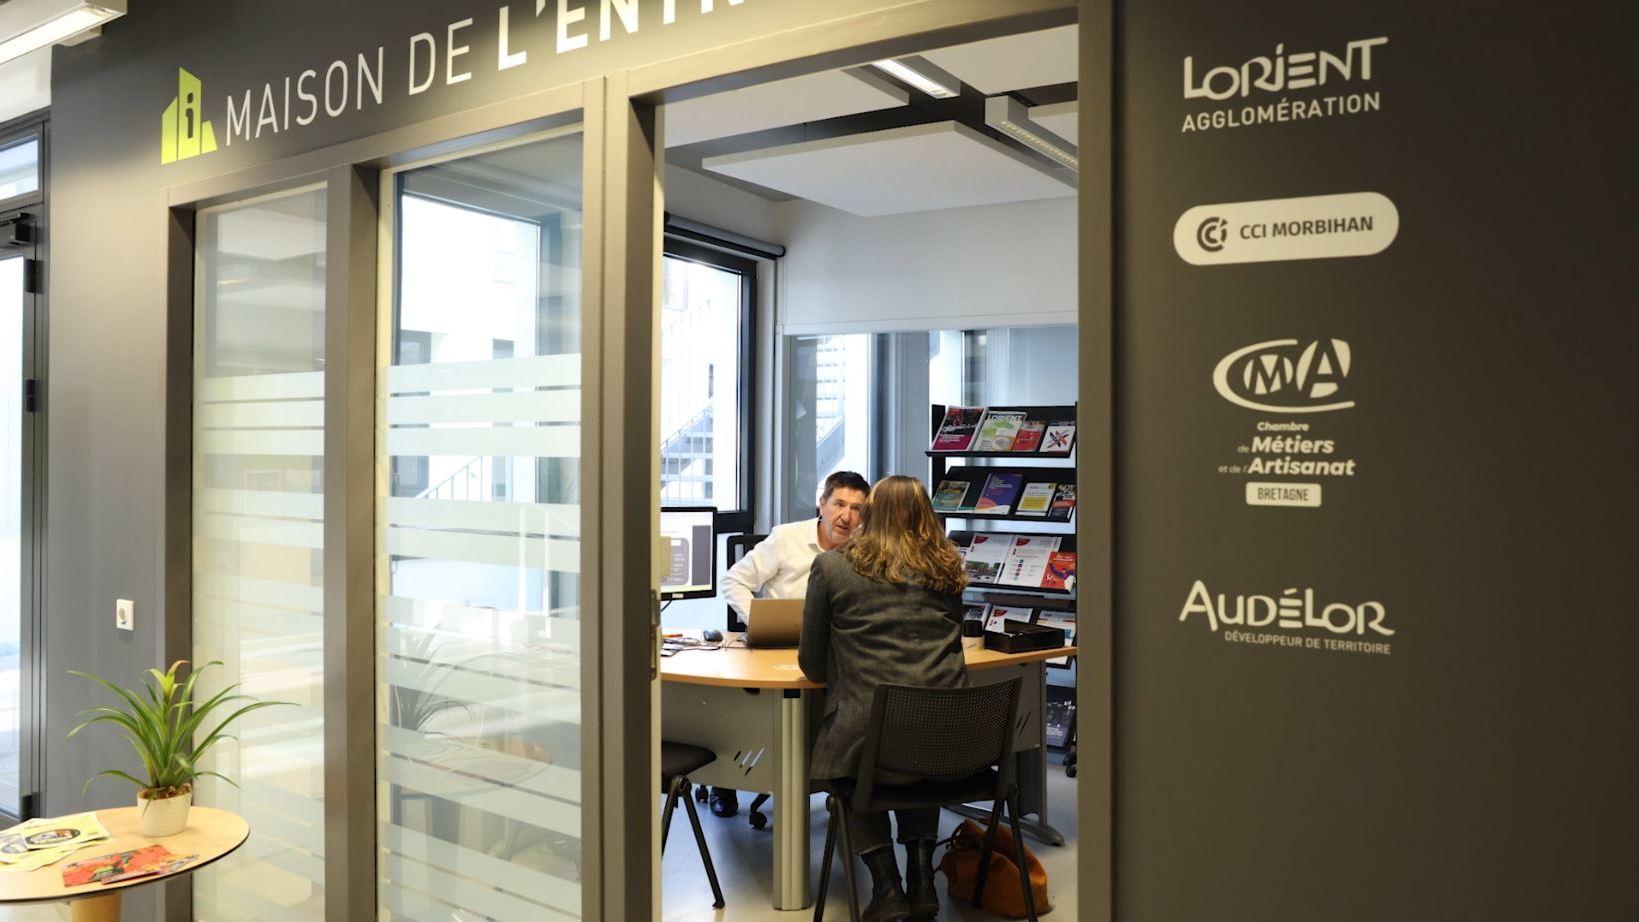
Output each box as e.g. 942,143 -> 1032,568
0,249 -> 25,820
377,129 -> 585,921
192,186 -> 329,921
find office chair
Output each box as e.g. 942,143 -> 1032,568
660,741 -> 726,909
812,678 -> 1038,922
1063,707 -> 1077,778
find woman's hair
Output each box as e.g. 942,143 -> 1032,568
843,475 -> 967,595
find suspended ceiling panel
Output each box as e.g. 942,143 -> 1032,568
921,25 -> 1078,95
1030,100 -> 1079,146
663,69 -> 909,149
702,121 -> 1074,217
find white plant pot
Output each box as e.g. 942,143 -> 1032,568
137,788 -> 192,837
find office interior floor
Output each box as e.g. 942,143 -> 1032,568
663,764 -> 1079,921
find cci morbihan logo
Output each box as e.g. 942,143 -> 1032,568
1174,192 -> 1397,265
161,68 -> 218,164
1214,338 -> 1353,413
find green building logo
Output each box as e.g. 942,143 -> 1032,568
161,68 -> 218,164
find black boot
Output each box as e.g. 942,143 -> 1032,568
903,838 -> 939,920
860,846 -> 913,922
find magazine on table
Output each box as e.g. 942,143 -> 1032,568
931,406 -> 985,451
972,410 -> 1027,452
61,844 -> 198,887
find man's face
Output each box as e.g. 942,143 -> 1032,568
817,487 -> 867,549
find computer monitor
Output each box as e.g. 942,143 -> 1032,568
659,506 -> 717,601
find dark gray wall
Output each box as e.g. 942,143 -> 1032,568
1116,2 -> 1637,920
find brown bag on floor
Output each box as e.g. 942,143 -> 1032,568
937,818 -> 1051,917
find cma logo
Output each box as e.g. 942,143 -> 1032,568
1213,338 -> 1353,413
161,68 -> 218,164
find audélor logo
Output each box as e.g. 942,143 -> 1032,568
160,68 -> 218,164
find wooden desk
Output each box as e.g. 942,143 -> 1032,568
0,806 -> 249,921
660,636 -> 1074,910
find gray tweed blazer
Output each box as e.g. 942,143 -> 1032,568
798,549 -> 968,782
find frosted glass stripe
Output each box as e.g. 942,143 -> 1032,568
386,527 -> 579,571
383,656 -> 580,717
384,755 -> 580,838
198,574 -> 323,613
199,889 -> 323,922
385,824 -> 581,915
387,354 -> 582,393
382,596 -> 581,643
197,429 -> 324,456
198,370 -> 324,402
383,725 -> 579,802
197,513 -> 323,549
388,390 -> 579,426
384,497 -> 578,536
197,399 -> 324,429
385,425 -> 581,459
197,487 -> 324,521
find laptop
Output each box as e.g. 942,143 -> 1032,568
745,598 -> 805,648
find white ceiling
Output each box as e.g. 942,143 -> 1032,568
702,121 -> 1075,217
921,25 -> 1078,95
1029,100 -> 1078,147
663,68 -> 908,149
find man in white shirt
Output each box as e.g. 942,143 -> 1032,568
722,470 -> 869,626
710,470 -> 868,817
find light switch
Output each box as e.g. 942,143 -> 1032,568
115,599 -> 135,631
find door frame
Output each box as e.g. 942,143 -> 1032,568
0,112 -> 47,826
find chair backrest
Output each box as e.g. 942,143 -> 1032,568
724,532 -> 767,632
855,679 -> 1022,803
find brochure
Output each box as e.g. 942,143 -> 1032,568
932,478 -> 976,512
61,844 -> 198,887
1011,420 -> 1046,452
1041,422 -> 1077,454
1047,483 -> 1077,521
931,406 -> 985,451
999,536 -> 1061,587
963,602 -> 992,624
1035,611 -> 1077,666
0,812 -> 112,872
1016,482 -> 1054,516
972,410 -> 1027,452
1041,551 -> 1078,591
973,472 -> 1025,515
985,605 -> 1035,634
961,534 -> 1011,584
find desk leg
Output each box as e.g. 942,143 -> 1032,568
71,892 -> 121,922
772,689 -> 811,910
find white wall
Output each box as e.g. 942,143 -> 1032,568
664,165 -> 781,243
775,195 -> 1077,335
0,49 -> 49,123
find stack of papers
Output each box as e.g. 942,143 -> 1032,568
0,812 -> 113,872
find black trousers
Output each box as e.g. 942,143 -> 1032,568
848,806 -> 940,855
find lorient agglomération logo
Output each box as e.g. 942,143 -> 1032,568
1181,35 -> 1387,133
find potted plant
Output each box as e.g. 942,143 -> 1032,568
68,660 -> 290,837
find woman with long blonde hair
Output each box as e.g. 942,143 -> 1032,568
799,474 -> 969,922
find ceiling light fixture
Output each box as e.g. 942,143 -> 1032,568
870,56 -> 961,99
985,95 -> 1078,171
0,0 -> 125,67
